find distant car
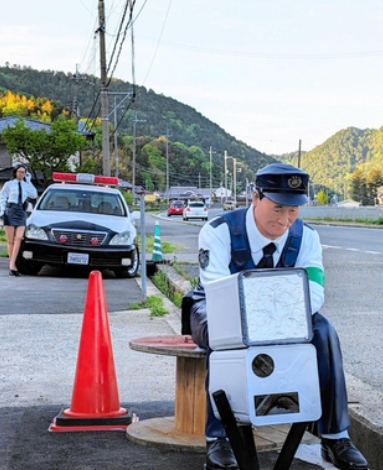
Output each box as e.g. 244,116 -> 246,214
223,200 -> 236,211
183,201 -> 209,221
167,200 -> 185,216
17,172 -> 139,278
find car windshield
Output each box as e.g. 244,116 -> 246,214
37,188 -> 127,216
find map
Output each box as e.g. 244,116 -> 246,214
241,270 -> 310,344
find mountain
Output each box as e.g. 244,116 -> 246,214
0,64 -> 275,188
296,127 -> 383,191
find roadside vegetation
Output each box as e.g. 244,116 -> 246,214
0,229 -> 7,257
151,270 -> 184,309
138,234 -> 184,253
303,217 -> 383,225
129,295 -> 168,318
172,261 -> 198,289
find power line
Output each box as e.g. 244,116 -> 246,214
136,35 -> 383,60
140,0 -> 173,86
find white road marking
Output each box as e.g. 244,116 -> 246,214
322,245 -> 382,255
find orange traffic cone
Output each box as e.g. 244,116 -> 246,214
49,270 -> 132,432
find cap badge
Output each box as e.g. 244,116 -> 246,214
287,176 -> 302,189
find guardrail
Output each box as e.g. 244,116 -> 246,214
300,205 -> 383,221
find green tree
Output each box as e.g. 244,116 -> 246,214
2,117 -> 86,185
366,168 -> 383,205
350,168 -> 367,204
316,190 -> 328,206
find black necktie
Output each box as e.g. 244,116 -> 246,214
257,243 -> 276,268
18,181 -> 22,205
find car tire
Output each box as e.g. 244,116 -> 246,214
167,213 -> 171,217
16,257 -> 43,276
114,245 -> 139,278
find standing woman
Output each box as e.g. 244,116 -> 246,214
0,164 -> 37,276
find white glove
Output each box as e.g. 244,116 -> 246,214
25,172 -> 32,183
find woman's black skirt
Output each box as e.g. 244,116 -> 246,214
4,203 -> 27,227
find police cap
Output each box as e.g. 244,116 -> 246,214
255,163 -> 309,206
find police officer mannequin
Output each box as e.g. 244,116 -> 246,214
0,164 -> 37,277
190,163 -> 368,470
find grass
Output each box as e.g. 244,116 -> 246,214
151,270 -> 184,308
0,229 -> 6,244
138,234 -> 185,254
172,261 -> 198,289
129,295 -> 168,318
0,228 -> 7,257
303,216 -> 383,225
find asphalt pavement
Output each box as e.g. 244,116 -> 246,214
1,217 -> 382,470
0,251 -> 330,470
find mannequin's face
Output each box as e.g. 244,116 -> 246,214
15,167 -> 26,181
252,193 -> 300,240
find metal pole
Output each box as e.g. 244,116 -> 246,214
298,139 -> 302,168
140,193 -> 147,302
166,129 -> 169,206
209,146 -> 213,206
132,116 -> 137,203
113,96 -> 118,178
233,158 -> 237,206
98,0 -> 110,176
131,112 -> 146,205
224,150 -> 228,202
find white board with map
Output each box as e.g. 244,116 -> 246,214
240,269 -> 311,345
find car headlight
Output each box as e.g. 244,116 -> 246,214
25,224 -> 48,240
109,231 -> 133,246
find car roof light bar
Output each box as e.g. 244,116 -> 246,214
52,173 -> 119,186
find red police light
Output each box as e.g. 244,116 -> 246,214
52,173 -> 118,186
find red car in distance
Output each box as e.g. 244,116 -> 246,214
167,200 -> 185,216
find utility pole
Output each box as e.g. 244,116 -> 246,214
132,112 -> 146,203
224,150 -> 228,202
165,128 -> 172,206
209,146 -> 215,207
298,139 -> 302,168
233,158 -> 237,206
113,96 -> 119,178
70,64 -> 86,124
98,0 -> 110,176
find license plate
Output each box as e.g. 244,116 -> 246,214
67,253 -> 89,265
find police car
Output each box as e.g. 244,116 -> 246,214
17,172 -> 139,278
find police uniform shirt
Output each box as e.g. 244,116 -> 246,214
0,178 -> 38,214
198,205 -> 325,314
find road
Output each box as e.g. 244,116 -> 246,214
1,211 -> 382,468
146,212 -> 383,429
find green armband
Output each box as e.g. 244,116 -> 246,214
305,267 -> 324,287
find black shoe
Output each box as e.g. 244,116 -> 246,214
321,438 -> 369,470
205,438 -> 238,470
9,269 -> 20,277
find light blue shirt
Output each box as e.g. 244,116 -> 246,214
0,178 -> 38,214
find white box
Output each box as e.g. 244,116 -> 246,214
209,344 -> 321,426
205,268 -> 312,350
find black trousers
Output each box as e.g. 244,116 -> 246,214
190,299 -> 350,437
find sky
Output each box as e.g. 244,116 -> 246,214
2,0 -> 383,155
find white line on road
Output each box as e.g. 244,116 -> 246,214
322,245 -> 382,255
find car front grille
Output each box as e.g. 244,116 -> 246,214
51,229 -> 108,246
